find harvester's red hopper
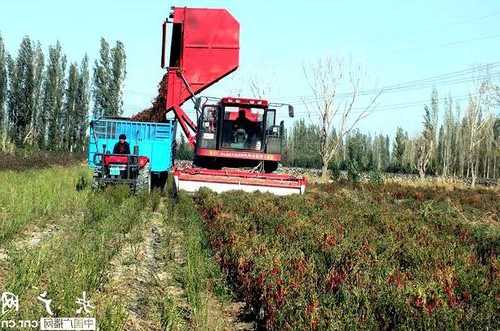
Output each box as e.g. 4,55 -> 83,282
166,7 -> 239,106
133,7 -> 240,134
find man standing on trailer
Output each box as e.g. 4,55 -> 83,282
113,134 -> 131,154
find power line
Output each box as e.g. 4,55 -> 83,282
293,93 -> 475,119
123,63 -> 499,119
124,62 -> 500,106
280,62 -> 500,104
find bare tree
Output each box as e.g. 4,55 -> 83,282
303,56 -> 380,181
249,75 -> 272,99
464,80 -> 495,187
416,103 -> 437,178
415,137 -> 432,178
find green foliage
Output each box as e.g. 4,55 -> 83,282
44,42 -> 66,150
97,301 -> 128,331
159,295 -> 186,330
347,160 -> 360,183
6,36 -> 35,146
194,184 -> 499,330
176,135 -> 194,160
0,33 -> 7,132
368,170 -> 384,185
394,128 -> 406,164
74,56 -> 90,152
0,165 -> 89,245
167,193 -> 233,327
109,41 -> 126,116
5,185 -> 150,320
32,42 -> 45,148
92,38 -> 111,119
62,63 -> 78,151
284,119 -> 322,168
329,162 -> 341,181
93,38 -> 126,118
0,35 -> 95,153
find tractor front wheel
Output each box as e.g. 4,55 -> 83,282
91,167 -> 104,191
136,162 -> 151,193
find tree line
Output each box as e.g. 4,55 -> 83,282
175,58 -> 499,186
0,34 -> 126,153
285,88 -> 499,185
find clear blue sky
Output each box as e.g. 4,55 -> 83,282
1,0 -> 499,137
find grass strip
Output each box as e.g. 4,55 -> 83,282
0,165 -> 90,245
163,193 -> 232,330
2,186 -> 151,325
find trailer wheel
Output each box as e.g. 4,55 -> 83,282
137,162 -> 151,193
151,171 -> 168,191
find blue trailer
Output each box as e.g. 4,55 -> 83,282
88,118 -> 177,191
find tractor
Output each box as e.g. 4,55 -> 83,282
88,117 -> 176,192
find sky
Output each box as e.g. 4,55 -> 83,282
1,0 -> 500,138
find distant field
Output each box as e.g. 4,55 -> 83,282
0,151 -> 85,171
1,165 -> 498,330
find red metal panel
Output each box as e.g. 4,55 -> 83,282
226,109 -> 260,122
166,7 -> 240,110
173,166 -> 306,188
103,155 -> 129,166
197,148 -> 281,161
103,155 -> 149,169
221,97 -> 269,108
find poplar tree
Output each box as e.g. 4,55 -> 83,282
416,106 -> 435,177
75,55 -> 90,151
392,127 -> 407,172
0,34 -> 7,134
32,42 -> 44,147
45,42 -> 66,150
93,38 -> 111,118
7,55 -> 18,141
444,96 -> 456,176
11,37 -> 35,146
109,41 -> 126,116
63,63 -> 78,151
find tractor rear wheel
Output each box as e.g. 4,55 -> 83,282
136,162 -> 151,193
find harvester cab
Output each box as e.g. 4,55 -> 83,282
193,97 -> 292,173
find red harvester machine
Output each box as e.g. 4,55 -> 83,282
135,6 -> 306,195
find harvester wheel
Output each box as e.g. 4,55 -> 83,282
137,162 -> 151,193
264,161 -> 278,173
